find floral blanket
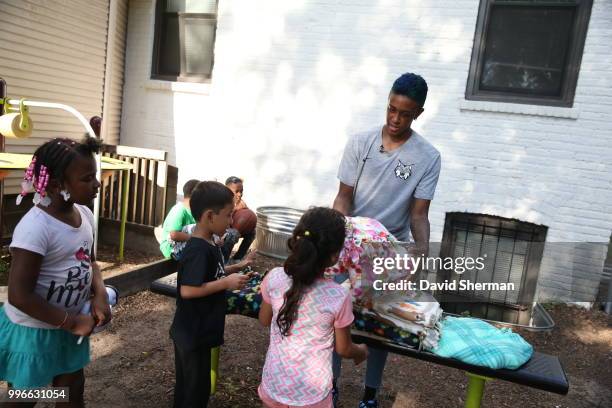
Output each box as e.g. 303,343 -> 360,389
324,216 -> 415,305
226,271 -> 422,348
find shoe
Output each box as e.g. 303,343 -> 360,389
358,399 -> 378,408
331,385 -> 339,408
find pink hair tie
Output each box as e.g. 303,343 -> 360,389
32,164 -> 51,207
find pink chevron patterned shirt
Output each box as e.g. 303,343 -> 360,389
260,267 -> 354,406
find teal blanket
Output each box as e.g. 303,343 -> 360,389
432,317 -> 533,370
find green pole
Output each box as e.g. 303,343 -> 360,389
211,346 -> 220,394
465,372 -> 489,408
118,170 -> 129,261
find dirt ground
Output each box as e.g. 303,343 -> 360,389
96,245 -> 164,279
2,254 -> 612,407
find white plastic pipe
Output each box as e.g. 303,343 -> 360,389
6,99 -> 102,253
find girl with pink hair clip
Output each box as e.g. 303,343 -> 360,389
0,137 -> 109,407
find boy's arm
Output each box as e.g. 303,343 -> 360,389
169,231 -> 191,242
180,279 -> 228,299
223,250 -> 257,274
180,272 -> 248,298
224,263 -> 244,274
164,206 -> 190,242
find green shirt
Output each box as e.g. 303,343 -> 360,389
160,202 -> 196,258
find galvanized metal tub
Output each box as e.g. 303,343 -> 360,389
255,206 -> 305,259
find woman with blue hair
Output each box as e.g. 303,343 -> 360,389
332,72 -> 442,408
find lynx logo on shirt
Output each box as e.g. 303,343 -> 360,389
394,160 -> 414,180
46,242 -> 92,308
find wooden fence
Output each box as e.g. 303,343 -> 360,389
100,145 -> 178,227
1,145 -> 178,244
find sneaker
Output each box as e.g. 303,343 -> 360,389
358,400 -> 378,408
331,385 -> 339,408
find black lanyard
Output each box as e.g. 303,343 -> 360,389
352,133 -> 379,202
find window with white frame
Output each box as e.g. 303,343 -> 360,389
466,0 -> 593,107
152,0 -> 218,82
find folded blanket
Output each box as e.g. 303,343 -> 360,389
432,316 -> 533,369
370,291 -> 443,350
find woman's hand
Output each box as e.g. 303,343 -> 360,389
91,293 -> 112,326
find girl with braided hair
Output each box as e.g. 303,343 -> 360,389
258,207 -> 367,408
0,137 -> 109,406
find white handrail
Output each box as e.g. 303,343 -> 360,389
6,99 -> 102,253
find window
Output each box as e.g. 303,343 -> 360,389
466,0 -> 592,107
152,0 -> 218,82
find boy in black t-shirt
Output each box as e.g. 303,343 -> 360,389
170,181 -> 250,408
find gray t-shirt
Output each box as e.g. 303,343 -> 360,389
337,126 -> 441,242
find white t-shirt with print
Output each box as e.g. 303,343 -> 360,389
4,205 -> 95,329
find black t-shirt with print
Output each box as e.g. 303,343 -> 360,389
170,237 -> 226,350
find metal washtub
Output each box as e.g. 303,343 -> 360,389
255,206 -> 305,259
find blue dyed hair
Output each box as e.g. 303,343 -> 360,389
391,73 -> 428,107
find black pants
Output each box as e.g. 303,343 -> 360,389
221,230 -> 255,262
233,231 -> 255,260
173,342 -> 211,408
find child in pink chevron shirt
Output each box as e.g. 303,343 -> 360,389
258,207 -> 367,408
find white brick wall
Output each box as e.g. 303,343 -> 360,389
121,0 -> 612,302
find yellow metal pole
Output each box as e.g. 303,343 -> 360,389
211,346 -> 220,394
118,170 -> 129,261
465,372 -> 490,408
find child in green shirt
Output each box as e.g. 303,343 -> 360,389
159,179 -> 199,258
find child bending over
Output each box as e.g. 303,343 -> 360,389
220,176 -> 256,261
258,207 -> 367,408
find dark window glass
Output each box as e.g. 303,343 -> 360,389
152,0 -> 218,82
466,0 -> 592,107
480,6 -> 575,97
159,14 -> 180,76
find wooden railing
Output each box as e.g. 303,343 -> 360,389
100,145 -> 178,227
